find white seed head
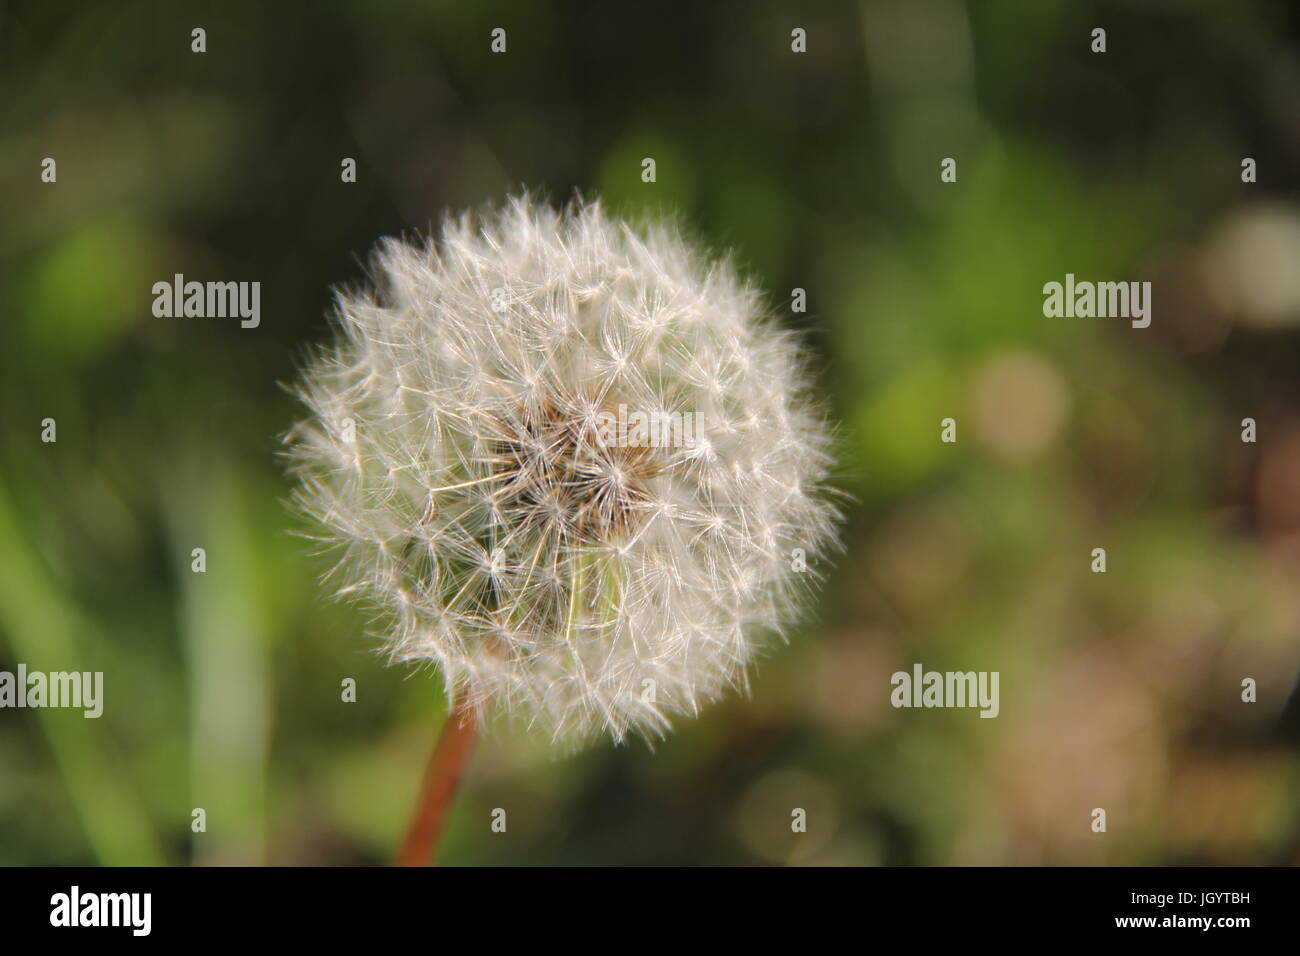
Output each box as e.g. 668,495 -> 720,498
286,195 -> 840,746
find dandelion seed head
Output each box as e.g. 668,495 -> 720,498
286,195 -> 840,746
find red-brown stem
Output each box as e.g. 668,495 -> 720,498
394,689 -> 478,867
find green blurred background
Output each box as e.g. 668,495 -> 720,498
2,0 -> 1299,865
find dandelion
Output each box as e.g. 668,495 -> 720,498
285,195 -> 840,862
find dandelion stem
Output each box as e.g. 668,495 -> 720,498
394,688 -> 477,867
